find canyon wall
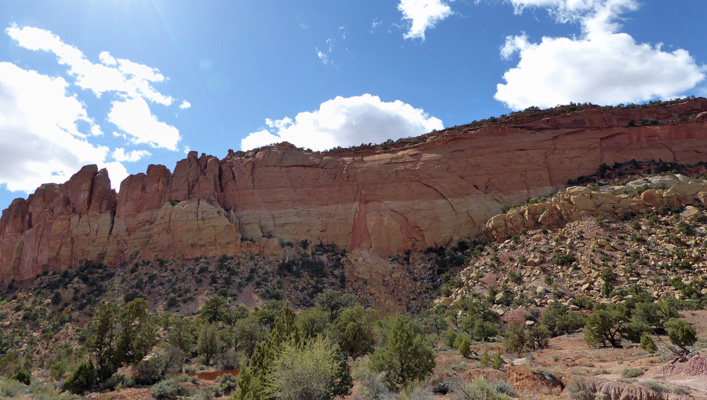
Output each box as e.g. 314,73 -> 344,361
2,99 -> 707,281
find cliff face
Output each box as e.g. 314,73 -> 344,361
2,99 -> 707,281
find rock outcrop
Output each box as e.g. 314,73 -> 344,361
2,98 -> 707,281
485,175 -> 707,240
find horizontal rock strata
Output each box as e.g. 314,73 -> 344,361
2,99 -> 707,281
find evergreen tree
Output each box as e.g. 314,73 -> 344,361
369,315 -> 435,391
333,305 -> 377,359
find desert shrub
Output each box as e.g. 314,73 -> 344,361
621,368 -> 645,378
455,335 -> 472,358
471,319 -> 498,342
442,330 -> 457,349
491,354 -> 504,370
396,384 -> 436,400
219,373 -> 238,395
553,252 -> 576,266
0,377 -> 24,397
640,335 -> 658,353
217,349 -> 239,370
567,379 -> 596,400
50,357 -> 69,379
62,361 -> 97,395
479,350 -> 491,367
11,369 -> 31,385
353,372 -> 391,400
265,335 -> 351,400
452,377 -> 513,400
541,303 -> 586,336
525,323 -> 550,350
503,323 -> 526,355
152,379 -> 181,399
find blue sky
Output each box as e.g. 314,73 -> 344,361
0,0 -> 706,210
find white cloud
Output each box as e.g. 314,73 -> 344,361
108,97 -> 180,150
6,25 -> 183,152
398,0 -> 453,40
316,50 -> 331,65
495,0 -> 705,110
240,94 -> 443,151
0,62 -> 123,192
0,24 -> 187,193
112,148 -> 151,162
179,100 -> 191,110
7,25 -> 174,106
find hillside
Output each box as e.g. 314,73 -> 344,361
2,99 -> 707,400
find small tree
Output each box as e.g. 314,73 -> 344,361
62,361 -> 97,395
503,323 -> 527,355
197,323 -> 223,365
370,315 -> 435,391
665,318 -> 697,353
640,335 -> 657,353
333,305 -> 377,359
201,295 -> 229,324
117,298 -> 156,365
584,304 -> 629,348
87,302 -> 120,381
455,335 -> 472,358
526,323 -> 550,351
316,290 -> 357,322
541,302 -> 586,336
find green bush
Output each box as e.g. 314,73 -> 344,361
503,323 -> 526,355
265,335 -> 351,400
219,373 -> 238,395
370,315 -> 435,391
152,379 -> 181,399
11,369 -> 31,385
455,335 -> 472,358
567,379 -> 596,400
665,318 -> 697,350
452,377 -> 514,400
62,361 -> 96,395
640,335 -> 658,353
541,303 -> 586,336
621,368 -> 645,378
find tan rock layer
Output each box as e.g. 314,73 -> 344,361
485,178 -> 707,240
3,99 -> 707,281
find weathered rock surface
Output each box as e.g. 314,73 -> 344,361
485,175 -> 707,240
2,98 -> 707,281
576,377 -> 693,400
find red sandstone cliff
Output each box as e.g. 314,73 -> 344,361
2,98 -> 707,281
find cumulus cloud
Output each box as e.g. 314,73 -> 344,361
0,24 -> 185,193
7,25 -> 174,105
6,25 -> 182,148
108,97 -> 180,150
495,0 -> 705,110
398,0 -> 453,40
112,148 -> 152,162
0,62 -> 125,191
179,100 -> 191,110
240,94 -> 443,151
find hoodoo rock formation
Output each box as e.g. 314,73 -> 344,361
2,99 -> 707,281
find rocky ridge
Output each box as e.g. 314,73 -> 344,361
442,174 -> 707,314
2,98 -> 707,281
